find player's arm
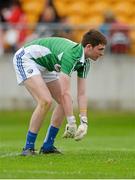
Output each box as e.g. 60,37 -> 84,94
77,77 -> 88,117
59,72 -> 74,117
76,59 -> 90,118
75,72 -> 89,141
59,72 -> 77,138
59,49 -> 80,138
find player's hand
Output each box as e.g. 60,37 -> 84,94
74,116 -> 88,141
63,123 -> 77,138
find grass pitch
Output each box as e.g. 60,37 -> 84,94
0,110 -> 135,179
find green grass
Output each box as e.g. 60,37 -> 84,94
0,110 -> 135,179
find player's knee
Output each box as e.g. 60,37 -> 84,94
44,98 -> 52,108
39,97 -> 52,109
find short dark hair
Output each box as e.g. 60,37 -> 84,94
81,29 -> 107,47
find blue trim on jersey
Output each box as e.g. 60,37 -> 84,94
16,49 -> 27,81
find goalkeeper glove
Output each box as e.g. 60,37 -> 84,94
74,115 -> 88,141
63,116 -> 77,138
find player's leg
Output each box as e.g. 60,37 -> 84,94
13,50 -> 53,155
40,79 -> 65,154
22,75 -> 53,155
48,73 -> 77,138
25,75 -> 52,132
47,79 -> 65,128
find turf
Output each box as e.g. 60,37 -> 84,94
0,110 -> 135,179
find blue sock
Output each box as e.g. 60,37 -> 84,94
43,125 -> 59,151
24,131 -> 37,149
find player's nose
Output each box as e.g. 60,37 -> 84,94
100,52 -> 104,56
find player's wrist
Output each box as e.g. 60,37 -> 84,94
79,114 -> 88,125
66,115 -> 76,124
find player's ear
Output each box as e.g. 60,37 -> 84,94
86,44 -> 92,50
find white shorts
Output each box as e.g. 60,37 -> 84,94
13,48 -> 59,85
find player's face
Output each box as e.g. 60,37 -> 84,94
85,44 -> 105,61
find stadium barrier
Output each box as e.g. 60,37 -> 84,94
0,23 -> 135,110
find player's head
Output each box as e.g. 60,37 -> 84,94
81,29 -> 107,61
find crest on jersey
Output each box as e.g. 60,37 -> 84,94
58,52 -> 63,61
54,64 -> 61,72
27,69 -> 33,74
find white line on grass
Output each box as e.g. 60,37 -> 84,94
0,148 -> 135,158
0,152 -> 20,158
2,169 -> 82,175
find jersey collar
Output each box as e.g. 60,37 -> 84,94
79,46 -> 85,64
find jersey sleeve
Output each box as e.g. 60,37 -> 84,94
77,59 -> 90,78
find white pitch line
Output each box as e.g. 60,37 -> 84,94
0,152 -> 20,158
0,148 -> 135,158
2,169 -> 82,175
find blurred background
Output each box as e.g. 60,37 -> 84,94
0,0 -> 135,111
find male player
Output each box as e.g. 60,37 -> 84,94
13,29 -> 107,155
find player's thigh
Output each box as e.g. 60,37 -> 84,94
47,79 -> 62,104
24,74 -> 52,102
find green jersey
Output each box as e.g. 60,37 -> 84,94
24,37 -> 90,78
